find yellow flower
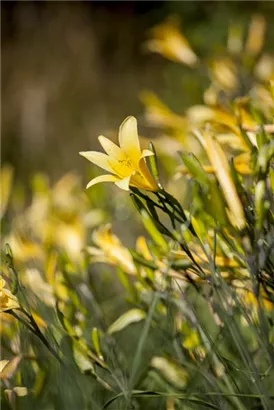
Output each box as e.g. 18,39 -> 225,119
245,15 -> 266,56
147,20 -> 198,66
0,356 -> 22,380
0,165 -> 13,220
80,116 -> 158,191
210,58 -> 238,90
87,224 -> 136,274
141,91 -> 187,130
0,278 -> 20,312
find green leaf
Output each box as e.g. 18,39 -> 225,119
148,142 -> 162,188
91,328 -> 103,360
103,390 -> 222,409
179,151 -> 209,186
107,309 -> 146,335
140,208 -> 169,251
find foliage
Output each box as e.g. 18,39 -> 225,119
1,14 -> 274,410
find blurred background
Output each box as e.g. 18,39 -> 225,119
2,0 -> 274,267
2,0 -> 274,181
1,3 -> 274,408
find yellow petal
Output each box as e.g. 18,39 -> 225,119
0,288 -> 20,312
115,175 -> 131,191
136,236 -> 152,260
246,15 -> 266,56
141,149 -> 154,158
204,132 -> 245,229
0,278 -> 6,289
0,356 -> 22,380
79,151 -> 113,173
0,165 -> 13,219
141,91 -> 187,129
0,360 -> 10,374
13,387 -> 28,397
148,20 -> 198,66
118,116 -> 141,162
136,158 -> 158,191
86,174 -> 119,189
98,135 -> 126,160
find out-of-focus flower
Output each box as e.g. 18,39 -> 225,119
0,356 -> 22,380
210,58 -> 238,91
6,232 -> 44,263
0,278 -> 20,312
1,357 -> 28,403
0,165 -> 13,220
147,20 -> 198,66
245,15 -> 266,56
87,224 -> 136,275
150,356 -> 188,388
140,91 -> 187,130
80,116 -> 158,192
255,54 -> 274,82
3,172 -> 104,264
234,281 -> 274,311
23,269 -> 55,307
187,105 -> 233,128
5,387 -> 28,401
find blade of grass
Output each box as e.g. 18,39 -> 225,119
127,291 -> 160,402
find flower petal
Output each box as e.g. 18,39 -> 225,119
141,149 -> 154,158
0,278 -> 6,289
86,174 -> 119,189
79,151 -> 113,173
98,136 -> 126,160
118,116 -> 141,161
114,175 -> 131,191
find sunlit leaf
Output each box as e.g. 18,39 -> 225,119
107,309 -> 146,334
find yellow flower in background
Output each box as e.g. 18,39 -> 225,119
147,19 -> 198,66
245,14 -> 266,56
87,224 -> 136,275
0,278 -> 20,312
140,91 -> 187,130
80,116 -> 158,191
210,58 -> 238,91
0,356 -> 22,380
0,165 -> 14,220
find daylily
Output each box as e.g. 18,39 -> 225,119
147,20 -> 198,67
87,224 -> 136,274
0,278 -> 20,312
80,116 -> 158,191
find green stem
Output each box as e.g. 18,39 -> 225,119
13,309 -> 63,364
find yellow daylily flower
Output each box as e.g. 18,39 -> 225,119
80,116 -> 158,191
87,224 -> 136,275
0,356 -> 22,380
147,20 -> 198,66
210,58 -> 238,90
0,278 -> 20,312
0,165 -> 13,220
245,14 -> 266,56
141,91 -> 187,130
